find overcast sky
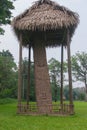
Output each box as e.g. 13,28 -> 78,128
0,0 -> 87,66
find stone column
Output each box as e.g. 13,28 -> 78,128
33,41 -> 52,114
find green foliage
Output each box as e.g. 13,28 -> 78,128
48,58 -> 61,101
63,85 -> 69,100
0,0 -> 14,34
64,85 -> 85,101
78,92 -> 85,101
0,50 -> 18,98
22,58 -> 35,101
71,51 -> 87,83
71,51 -> 87,100
51,83 -> 60,101
0,89 -> 12,98
0,102 -> 87,130
0,98 -> 16,104
48,58 -> 67,101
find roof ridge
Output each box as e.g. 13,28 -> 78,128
35,0 -> 56,6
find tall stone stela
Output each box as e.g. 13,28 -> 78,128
33,41 -> 52,114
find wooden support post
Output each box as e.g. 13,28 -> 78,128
27,44 -> 31,107
18,33 -> 22,113
67,29 -> 73,106
60,43 -> 64,111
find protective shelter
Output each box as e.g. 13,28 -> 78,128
12,0 -> 79,115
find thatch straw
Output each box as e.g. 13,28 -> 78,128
12,0 -> 79,46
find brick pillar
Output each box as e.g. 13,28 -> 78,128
33,42 -> 52,114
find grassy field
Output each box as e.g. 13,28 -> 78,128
0,101 -> 87,130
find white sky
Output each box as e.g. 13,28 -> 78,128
0,0 -> 86,87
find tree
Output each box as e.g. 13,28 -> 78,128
0,0 -> 15,34
48,58 -> 61,101
63,85 -> 85,101
22,58 -> 35,101
0,50 -> 17,98
71,51 -> 87,101
63,85 -> 69,100
48,58 -> 67,101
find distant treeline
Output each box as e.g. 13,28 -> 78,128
0,50 -> 86,101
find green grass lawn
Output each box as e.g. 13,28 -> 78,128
0,101 -> 87,130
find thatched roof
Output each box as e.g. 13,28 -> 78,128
12,0 -> 79,47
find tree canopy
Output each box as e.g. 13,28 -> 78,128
0,51 -> 86,101
48,58 -> 67,101
22,58 -> 35,101
0,50 -> 17,98
71,52 -> 87,100
0,0 -> 14,34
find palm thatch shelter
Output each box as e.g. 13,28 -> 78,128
12,0 -> 79,115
